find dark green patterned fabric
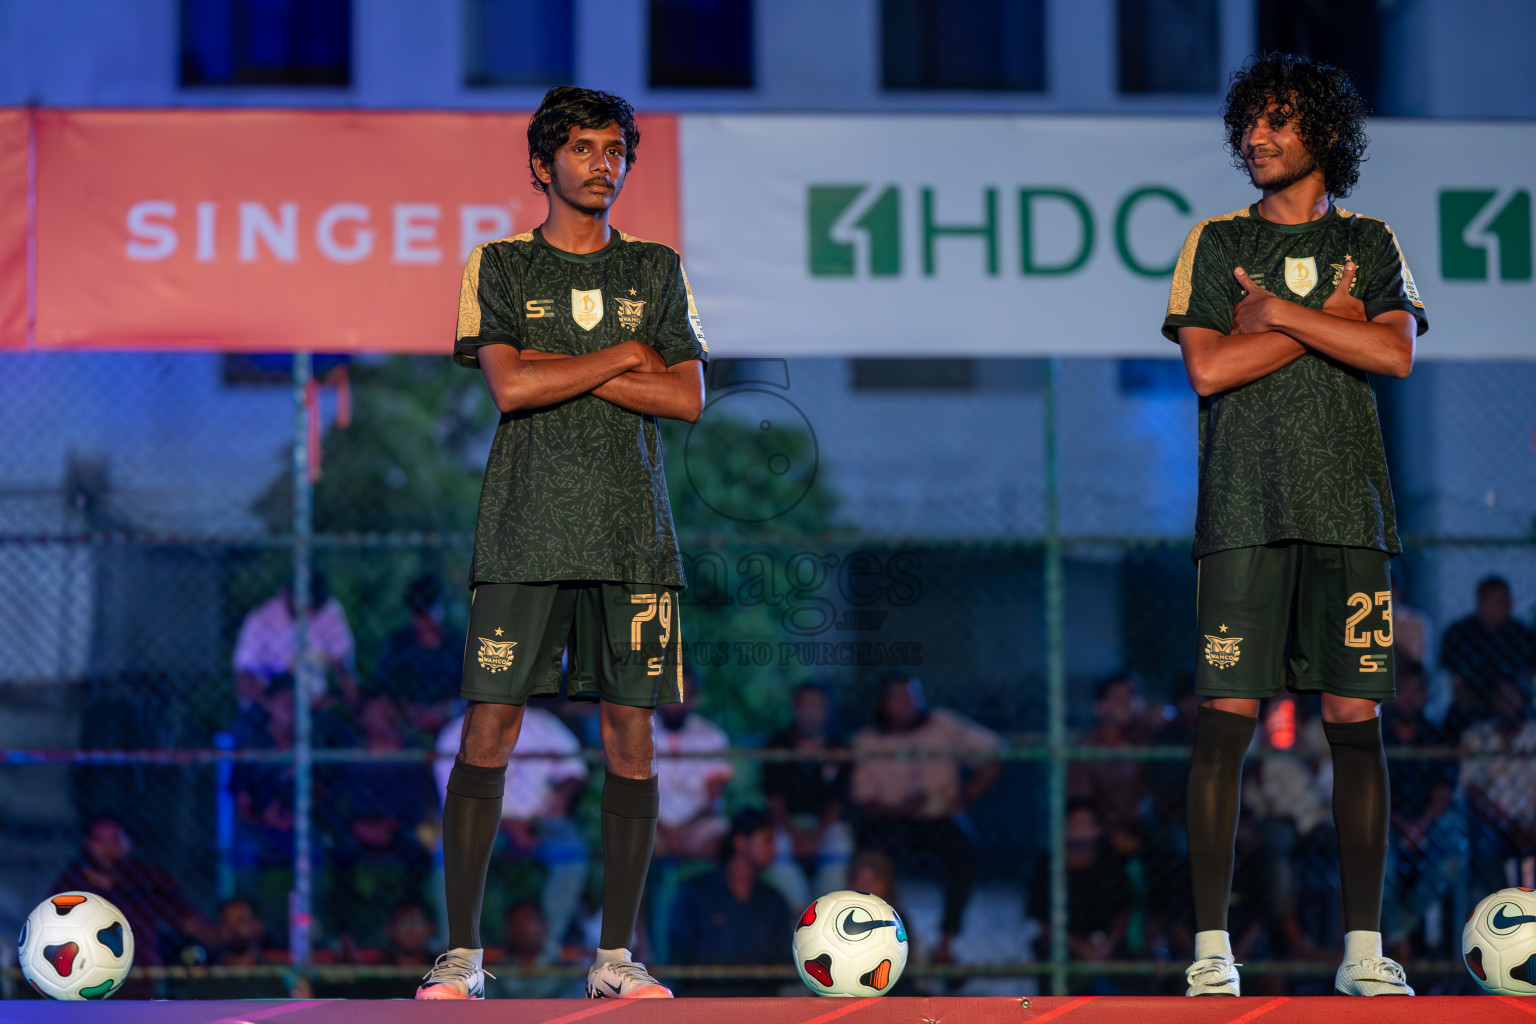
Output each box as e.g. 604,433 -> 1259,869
1162,204 -> 1428,561
453,228 -> 708,586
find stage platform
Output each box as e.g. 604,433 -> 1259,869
1,996 -> 1533,1024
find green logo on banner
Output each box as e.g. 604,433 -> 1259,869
808,185 -> 901,276
1439,189 -> 1532,281
808,184 -> 1190,279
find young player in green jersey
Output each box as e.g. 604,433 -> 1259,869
416,87 -> 706,1001
1164,54 -> 1426,997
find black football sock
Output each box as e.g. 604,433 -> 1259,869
1324,716 -> 1390,934
1187,705 -> 1258,933
443,757 -> 506,950
599,772 -> 659,952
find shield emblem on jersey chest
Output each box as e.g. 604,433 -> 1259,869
1284,256 -> 1318,297
571,288 -> 603,331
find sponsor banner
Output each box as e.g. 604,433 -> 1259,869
681,116 -> 1535,358
34,110 -> 678,352
0,109 -> 27,349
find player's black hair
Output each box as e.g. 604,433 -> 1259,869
404,571 -> 442,614
1477,574 -> 1512,599
792,679 -> 833,702
527,86 -> 641,195
1094,672 -> 1139,702
722,807 -> 772,862
1223,53 -> 1370,199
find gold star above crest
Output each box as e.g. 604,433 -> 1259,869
628,287 -> 637,296
1219,624 -> 1228,633
493,627 -> 504,637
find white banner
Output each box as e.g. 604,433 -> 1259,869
680,116 -> 1536,358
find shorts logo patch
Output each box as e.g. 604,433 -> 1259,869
476,637 -> 518,673
1203,633 -> 1243,669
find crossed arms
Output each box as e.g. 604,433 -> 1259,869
477,340 -> 704,423
1178,262 -> 1417,397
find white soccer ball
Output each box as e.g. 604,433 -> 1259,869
792,889 -> 908,996
18,891 -> 135,1000
1463,887 -> 1536,995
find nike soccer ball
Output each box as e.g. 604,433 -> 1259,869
793,890 -> 908,996
1463,887 -> 1536,995
18,892 -> 135,1000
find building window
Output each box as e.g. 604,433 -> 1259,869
1118,0 -> 1219,94
852,359 -> 977,391
881,0 -> 1045,92
180,0 -> 351,87
1257,0 -> 1381,109
649,0 -> 754,89
465,0 -> 574,88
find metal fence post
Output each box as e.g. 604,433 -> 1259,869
290,350 -> 315,975
1044,357 -> 1068,996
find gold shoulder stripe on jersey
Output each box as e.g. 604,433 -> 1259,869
1167,207 -> 1251,317
456,246 -> 486,341
679,262 -> 708,352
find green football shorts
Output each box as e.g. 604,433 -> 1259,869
460,581 -> 684,708
1194,542 -> 1396,701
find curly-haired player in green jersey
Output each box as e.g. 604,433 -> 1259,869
1164,54 -> 1426,998
416,86 -> 706,1002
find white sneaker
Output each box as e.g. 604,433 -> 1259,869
1185,955 -> 1240,996
1335,955 -> 1414,996
586,951 -> 673,999
415,950 -> 491,1000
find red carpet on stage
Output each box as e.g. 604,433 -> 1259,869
0,996 -> 1532,1024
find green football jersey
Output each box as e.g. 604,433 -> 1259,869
454,227 -> 708,587
1162,204 -> 1428,561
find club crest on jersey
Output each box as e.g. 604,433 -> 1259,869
1284,256 -> 1318,297
616,296 -> 646,331
571,289 -> 603,331
477,637 -> 517,673
1203,634 -> 1243,669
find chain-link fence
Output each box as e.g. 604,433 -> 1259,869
2,352 -> 1534,999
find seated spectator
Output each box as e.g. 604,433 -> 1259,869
1381,662 -> 1463,958
1067,673 -> 1153,853
666,808 -> 791,997
382,901 -> 436,967
52,814 -> 214,969
850,672 -> 1004,964
1441,575 -> 1536,730
1390,575 -> 1433,674
847,848 -> 919,995
435,703 -> 589,952
370,573 -> 462,744
653,669 -> 734,861
233,572 -> 358,711
762,681 -> 854,912
1029,802 -> 1135,995
176,898 -> 290,1000
228,676 -> 300,946
322,695 -> 436,949
1243,700 -> 1337,957
1460,678 -> 1536,892
493,901 -> 583,999
209,897 -> 276,967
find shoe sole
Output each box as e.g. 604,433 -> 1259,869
587,985 -> 673,999
416,986 -> 482,1000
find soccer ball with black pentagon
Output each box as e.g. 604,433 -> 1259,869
18,892 -> 135,1000
1463,887 -> 1536,995
792,890 -> 908,996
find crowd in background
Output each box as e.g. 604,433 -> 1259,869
48,570 -> 1536,997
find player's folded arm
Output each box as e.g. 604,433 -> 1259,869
1175,324 -> 1306,397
